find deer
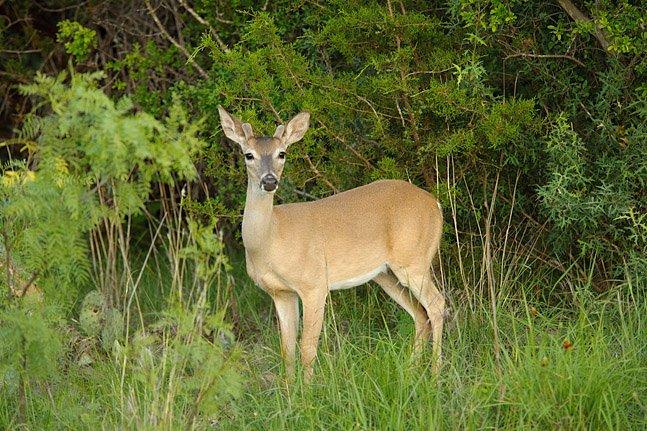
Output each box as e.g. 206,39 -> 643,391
218,106 -> 445,381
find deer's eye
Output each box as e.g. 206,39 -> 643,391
244,153 -> 254,161
278,151 -> 286,159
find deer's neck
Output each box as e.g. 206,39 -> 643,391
241,183 -> 275,255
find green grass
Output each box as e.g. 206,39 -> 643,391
1,255 -> 645,430
221,275 -> 646,430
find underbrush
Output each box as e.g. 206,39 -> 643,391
224,274 -> 646,430
1,249 -> 645,430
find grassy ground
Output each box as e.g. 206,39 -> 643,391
221,270 -> 646,430
1,252 -> 645,430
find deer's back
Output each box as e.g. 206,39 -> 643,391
272,180 -> 442,282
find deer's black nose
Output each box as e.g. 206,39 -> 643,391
261,175 -> 278,191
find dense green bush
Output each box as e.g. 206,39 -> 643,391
2,1 -> 644,286
0,71 -> 241,428
162,1 -> 644,286
2,71 -> 202,305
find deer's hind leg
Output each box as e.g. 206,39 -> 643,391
391,267 -> 445,371
373,272 -> 431,353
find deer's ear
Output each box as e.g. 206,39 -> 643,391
242,123 -> 255,140
218,106 -> 247,146
283,112 -> 310,146
273,125 -> 285,139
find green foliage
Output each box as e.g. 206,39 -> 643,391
1,71 -> 204,304
0,300 -> 64,407
1,162 -> 93,299
18,72 -> 202,195
117,0 -> 642,286
56,20 -> 97,61
79,290 -> 123,351
3,2 -> 645,284
454,0 -> 520,33
538,106 -> 646,277
0,261 -> 243,430
115,305 -> 242,428
106,40 -> 186,116
539,115 -> 590,230
182,218 -> 232,286
180,3 -> 539,238
589,1 -> 646,56
0,69 -> 238,428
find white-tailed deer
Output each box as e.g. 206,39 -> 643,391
218,106 -> 444,380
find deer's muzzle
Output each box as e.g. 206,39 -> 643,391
261,174 -> 278,192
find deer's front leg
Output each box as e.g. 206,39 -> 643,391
300,289 -> 327,382
273,291 -> 299,378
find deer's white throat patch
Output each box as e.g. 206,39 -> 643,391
329,264 -> 387,290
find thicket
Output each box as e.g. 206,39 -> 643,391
1,0 -> 645,428
1,71 -> 240,428
3,1 -> 645,283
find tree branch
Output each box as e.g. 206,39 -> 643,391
557,0 -> 609,51
315,120 -> 374,170
19,271 -> 38,297
505,52 -> 586,68
304,155 -> 339,194
176,0 -> 229,52
1,49 -> 42,54
144,0 -> 209,79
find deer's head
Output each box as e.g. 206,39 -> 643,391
218,106 -> 310,193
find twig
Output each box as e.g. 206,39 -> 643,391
144,0 -> 209,79
292,188 -> 318,200
504,52 -> 586,68
395,98 -> 406,128
404,68 -> 453,78
177,0 -> 229,52
1,49 -> 41,54
33,0 -> 87,12
264,98 -> 282,123
386,0 -> 422,148
497,193 -> 547,231
19,271 -> 38,297
170,0 -> 185,47
0,71 -> 30,84
304,155 -> 339,193
315,120 -> 374,169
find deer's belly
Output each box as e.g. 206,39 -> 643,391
329,263 -> 387,290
